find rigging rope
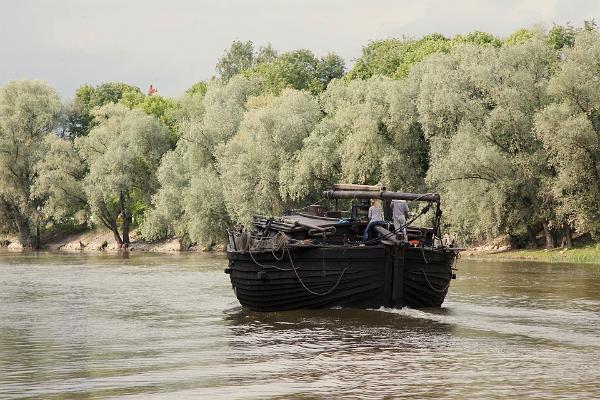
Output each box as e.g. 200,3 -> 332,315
420,268 -> 451,293
246,235 -> 348,296
286,247 -> 348,297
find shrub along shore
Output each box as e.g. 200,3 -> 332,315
2,23 -> 600,253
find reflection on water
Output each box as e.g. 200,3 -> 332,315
0,251 -> 599,399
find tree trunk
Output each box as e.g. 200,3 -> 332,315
121,211 -> 131,250
112,227 -> 123,248
526,225 -> 538,249
542,221 -> 555,249
119,191 -> 131,251
34,223 -> 41,250
15,215 -> 34,249
564,224 -> 573,248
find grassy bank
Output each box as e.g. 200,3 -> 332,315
464,244 -> 600,265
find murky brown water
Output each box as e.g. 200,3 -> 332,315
1,251 -> 599,399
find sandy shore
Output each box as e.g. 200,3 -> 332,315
0,229 -> 220,253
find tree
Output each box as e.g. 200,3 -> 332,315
255,43 -> 278,64
76,104 -> 171,249
454,31 -> 502,47
0,80 -> 60,248
67,82 -> 142,137
142,76 -> 259,247
316,53 -> 346,88
216,40 -> 256,81
244,49 -> 344,95
281,76 -> 427,202
218,89 -> 321,225
345,39 -> 413,80
185,81 -> 208,96
345,34 -> 455,80
136,95 -> 177,138
33,135 -> 88,225
505,28 -> 536,45
216,41 -> 280,82
535,31 -> 600,238
548,23 -> 577,50
421,38 -> 558,246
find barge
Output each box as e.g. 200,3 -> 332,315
225,185 -> 460,311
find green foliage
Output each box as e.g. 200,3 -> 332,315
184,167 -> 231,246
422,38 -> 557,242
142,76 -> 259,246
76,104 -> 171,245
218,89 -> 322,225
548,23 -> 577,49
69,82 -> 142,137
535,31 -> 600,237
454,31 -> 502,47
137,95 -> 177,134
504,29 -> 536,45
216,40 -> 256,81
345,39 -> 412,80
8,25 -> 600,251
281,76 -> 428,202
244,49 -> 344,95
345,34 -> 458,80
216,40 -> 281,83
185,81 -> 208,96
0,80 -> 61,247
316,53 -> 346,87
255,43 -> 278,64
33,134 -> 88,223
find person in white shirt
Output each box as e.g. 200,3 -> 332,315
362,199 -> 384,242
391,199 -> 409,240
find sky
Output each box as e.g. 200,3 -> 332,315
1,0 -> 598,98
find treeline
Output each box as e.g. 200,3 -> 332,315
1,23 -> 599,249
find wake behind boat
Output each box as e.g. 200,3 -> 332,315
225,184 -> 461,311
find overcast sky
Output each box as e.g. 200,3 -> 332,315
1,0 -> 598,98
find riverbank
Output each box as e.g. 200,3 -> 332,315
0,229 -> 223,253
2,230 -> 599,264
463,244 -> 600,265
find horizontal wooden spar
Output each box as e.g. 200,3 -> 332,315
332,183 -> 385,192
323,190 -> 440,203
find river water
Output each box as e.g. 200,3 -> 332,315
0,251 -> 599,399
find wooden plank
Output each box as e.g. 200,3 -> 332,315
324,190 -> 440,203
333,183 -> 385,191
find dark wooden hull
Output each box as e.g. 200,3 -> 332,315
226,245 -> 456,311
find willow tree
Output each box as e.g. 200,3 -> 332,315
33,135 -> 88,224
421,37 -> 557,246
218,89 -> 321,225
76,104 -> 171,249
280,76 -> 427,202
0,80 -> 60,248
535,31 -> 600,238
142,76 -> 259,247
